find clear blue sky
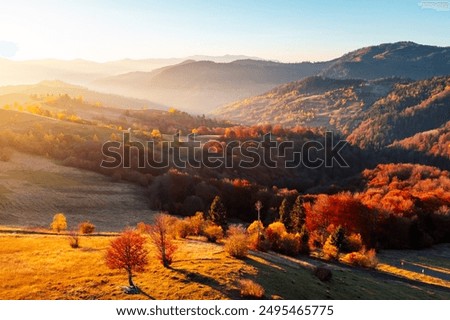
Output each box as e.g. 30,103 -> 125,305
0,0 -> 448,62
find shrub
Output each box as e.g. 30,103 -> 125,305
78,221 -> 95,234
203,224 -> 223,243
238,279 -> 265,299
187,212 -> 206,236
323,236 -> 339,260
341,248 -> 378,268
175,212 -> 207,239
175,219 -> 191,238
314,267 -> 332,282
248,232 -> 271,252
68,232 -> 80,248
266,222 -> 286,251
343,233 -> 363,252
278,232 -> 300,256
247,220 -> 264,235
227,225 -> 245,236
225,227 -> 249,258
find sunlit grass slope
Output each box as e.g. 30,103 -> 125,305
0,232 -> 449,300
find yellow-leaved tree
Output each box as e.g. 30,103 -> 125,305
50,213 -> 67,233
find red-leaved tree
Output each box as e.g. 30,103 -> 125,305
105,230 -> 148,288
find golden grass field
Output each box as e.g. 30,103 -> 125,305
0,152 -> 156,231
1,231 -> 449,300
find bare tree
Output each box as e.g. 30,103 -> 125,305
149,214 -> 177,268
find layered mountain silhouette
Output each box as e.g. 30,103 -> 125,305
320,41 -> 450,80
1,42 -> 448,116
91,42 -> 450,112
90,60 -> 329,113
0,55 -> 261,87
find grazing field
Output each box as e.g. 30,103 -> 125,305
0,152 -> 156,231
376,244 -> 450,287
0,232 -> 449,300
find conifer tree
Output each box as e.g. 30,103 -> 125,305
209,196 -> 227,229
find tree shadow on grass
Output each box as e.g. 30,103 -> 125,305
170,266 -> 239,299
122,285 -> 156,300
138,287 -> 156,300
243,254 -> 327,300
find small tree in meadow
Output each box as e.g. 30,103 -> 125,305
106,230 -> 148,289
149,214 -> 177,268
68,232 -> 80,248
51,213 -> 67,233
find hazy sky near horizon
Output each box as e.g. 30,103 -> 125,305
0,0 -> 448,62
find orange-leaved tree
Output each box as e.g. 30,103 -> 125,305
105,230 -> 148,288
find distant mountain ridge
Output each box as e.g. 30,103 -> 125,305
0,55 -> 262,87
320,41 -> 450,80
1,42 -> 448,114
90,42 -> 450,113
90,59 -> 330,113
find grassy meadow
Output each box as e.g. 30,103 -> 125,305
0,231 -> 449,300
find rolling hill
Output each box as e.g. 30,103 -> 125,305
213,75 -> 450,154
0,55 -> 259,87
391,121 -> 450,159
90,59 -> 330,113
0,81 -> 165,110
212,76 -> 401,134
320,42 -> 450,80
0,152 -> 154,231
347,76 -> 450,149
